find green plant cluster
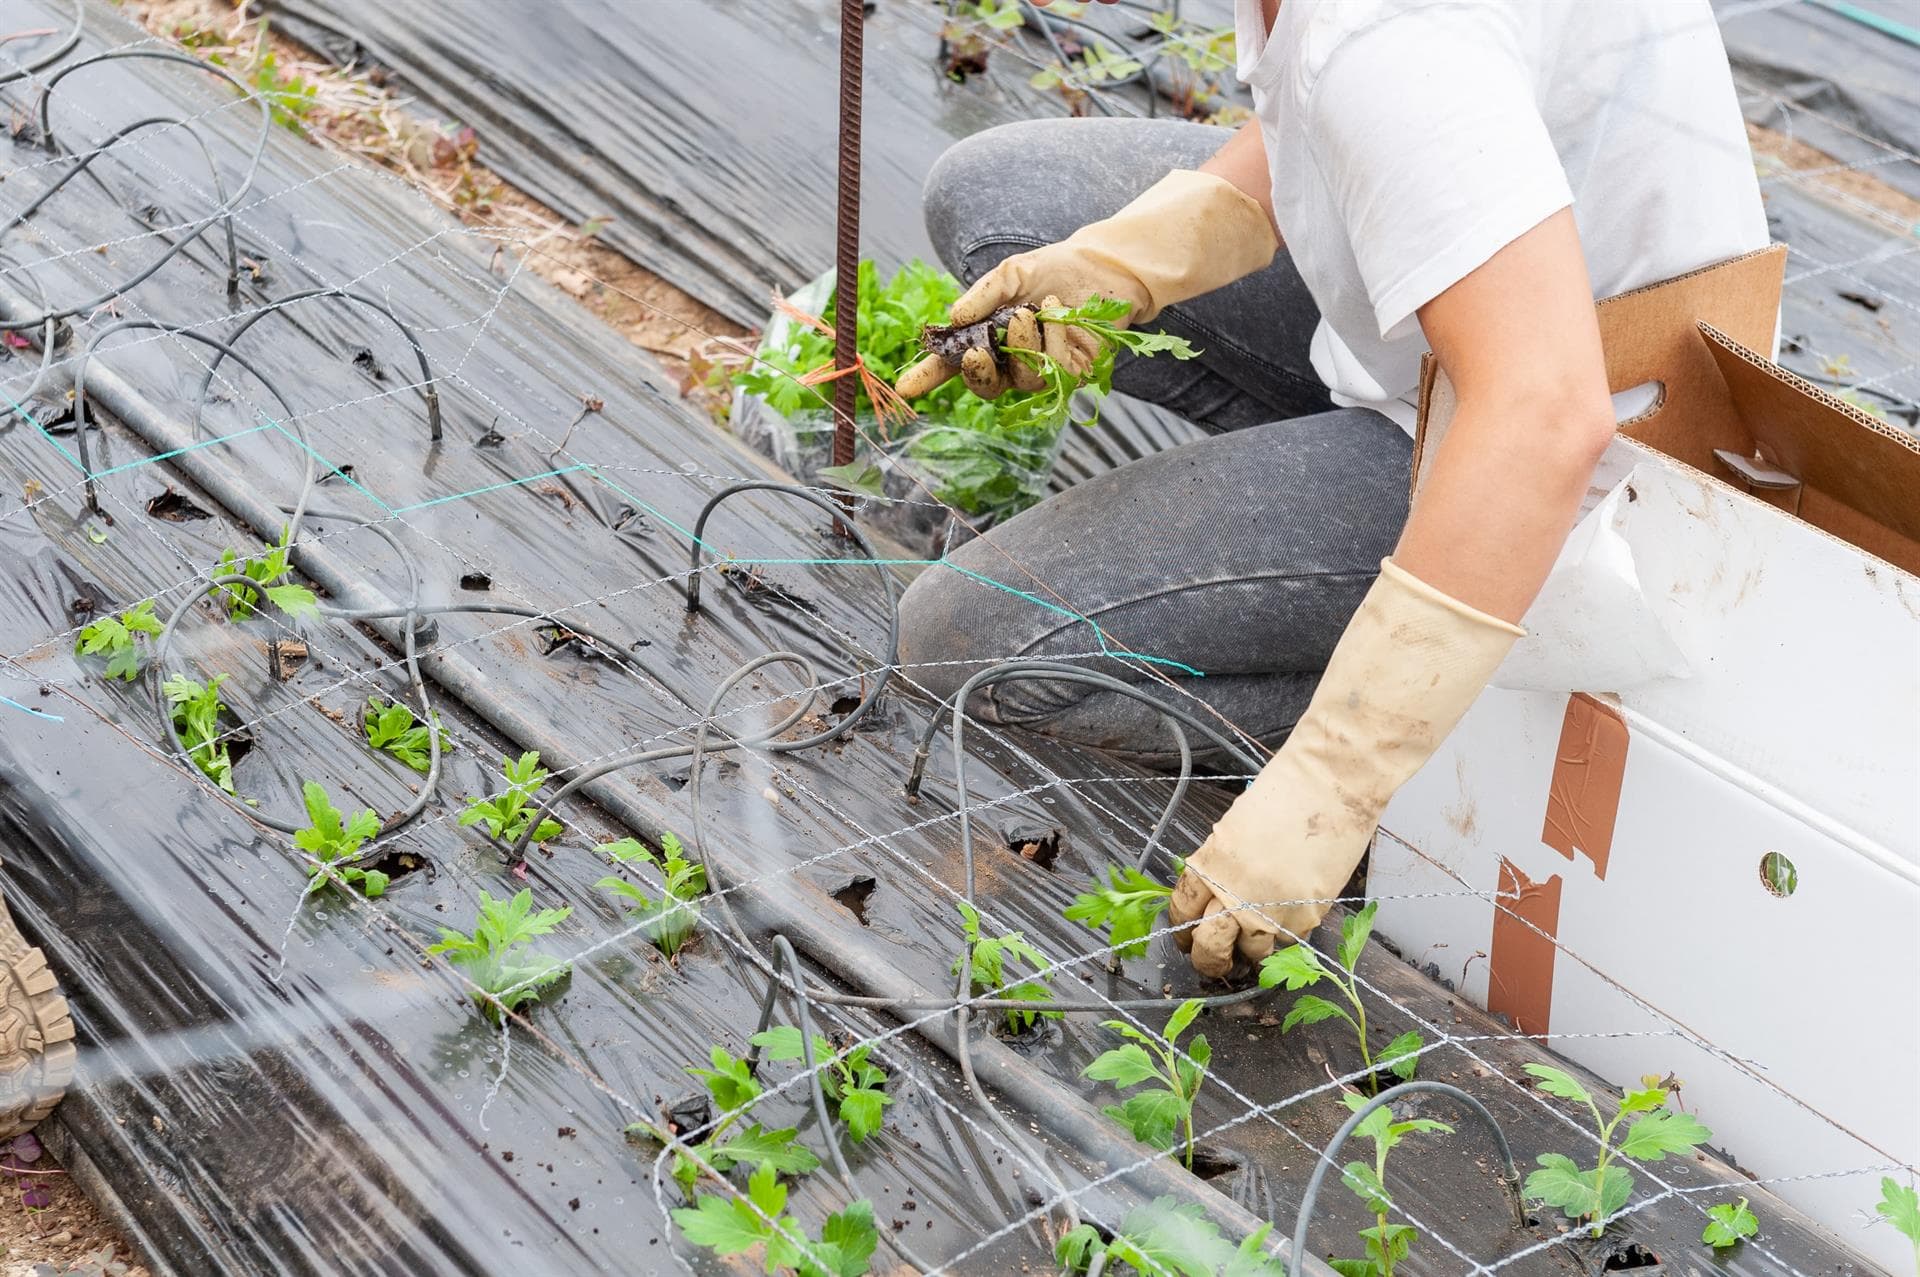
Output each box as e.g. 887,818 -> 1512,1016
163,672 -> 238,793
363,695 -> 446,772
1064,861 -> 1176,960
293,781 -> 388,897
644,1040 -> 884,1275
596,832 -> 706,957
1085,998 -> 1210,1169
1521,1065 -> 1710,1235
952,900 -> 1059,1033
1259,902 -> 1424,1093
1057,1197 -> 1284,1275
213,526 -> 317,622
74,600 -> 163,682
459,750 -> 564,845
1331,1095 -> 1452,1277
427,888 -> 572,1024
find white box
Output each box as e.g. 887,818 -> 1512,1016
1369,248 -> 1920,1270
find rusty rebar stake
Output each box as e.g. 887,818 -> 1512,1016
830,0 -> 865,526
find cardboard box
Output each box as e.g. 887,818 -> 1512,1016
1370,246 -> 1919,1270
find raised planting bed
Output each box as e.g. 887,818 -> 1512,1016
0,3 -> 1897,1274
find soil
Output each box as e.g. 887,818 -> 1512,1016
0,1156 -> 143,1277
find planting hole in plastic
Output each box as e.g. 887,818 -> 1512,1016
1600,1240 -> 1662,1271
1758,851 -> 1798,897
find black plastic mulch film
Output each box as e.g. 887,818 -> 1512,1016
0,2 -> 1892,1276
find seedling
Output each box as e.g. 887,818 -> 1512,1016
951,900 -> 1059,1033
636,1045 -> 820,1192
459,751 -> 563,845
1085,998 -> 1209,1169
748,1025 -> 891,1142
163,673 -> 237,794
293,780 -> 387,897
1258,902 -> 1423,1093
74,600 -> 163,682
1057,1197 -> 1284,1275
1878,1177 -> 1920,1276
1330,1094 -> 1452,1277
1065,861 -> 1176,960
1702,1197 -> 1758,1251
1522,1064 -> 1711,1235
596,833 -> 706,957
673,1164 -> 877,1276
427,888 -> 572,1023
213,526 -> 317,621
363,696 -> 446,772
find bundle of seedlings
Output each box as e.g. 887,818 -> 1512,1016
726,260 -> 1194,555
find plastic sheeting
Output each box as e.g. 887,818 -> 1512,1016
0,3 -> 1884,1274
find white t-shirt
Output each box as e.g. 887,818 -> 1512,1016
1233,0 -> 1770,432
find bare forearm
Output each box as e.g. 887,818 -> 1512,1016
1392,396 -> 1608,624
1199,119 -> 1281,243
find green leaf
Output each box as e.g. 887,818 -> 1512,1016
265,583 -> 317,618
1105,1088 -> 1185,1150
1379,1029 -> 1424,1082
710,1124 -> 820,1177
817,461 -> 886,498
1523,1062 -> 1593,1106
1328,1259 -> 1381,1277
816,1199 -> 879,1277
1617,1086 -> 1669,1116
1085,1044 -> 1161,1089
839,1086 -> 889,1142
1164,997 -> 1203,1045
1056,1223 -> 1105,1272
671,1192 -> 767,1257
357,868 -> 390,898
1702,1198 -> 1758,1249
1281,993 -> 1351,1034
1342,1160 -> 1393,1215
1879,1178 -> 1920,1247
1526,1153 -> 1603,1218
1259,944 -> 1326,991
748,1025 -> 808,1062
1595,1164 -> 1634,1221
1618,1110 -> 1711,1162
1337,902 -> 1378,971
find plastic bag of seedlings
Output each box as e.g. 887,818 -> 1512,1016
729,262 -> 1065,558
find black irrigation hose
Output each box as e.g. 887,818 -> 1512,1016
1287,1081 -> 1527,1277
0,0 -> 81,88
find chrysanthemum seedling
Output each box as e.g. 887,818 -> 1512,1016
597,833 -> 706,958
163,672 -> 237,794
1258,902 -> 1422,1094
995,296 -> 1201,433
363,696 -> 445,772
1057,1196 -> 1284,1275
672,1163 -> 877,1276
951,900 -> 1059,1033
74,600 -> 163,682
748,1025 -> 891,1143
1085,997 -> 1209,1169
1065,861 -> 1176,960
1330,1094 -> 1452,1277
1877,1176 -> 1919,1276
636,1045 -> 820,1192
459,751 -> 563,844
427,888 -> 572,1024
1521,1064 -> 1710,1236
1702,1197 -> 1758,1251
293,781 -> 388,897
213,526 -> 317,621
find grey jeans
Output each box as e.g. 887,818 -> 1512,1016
896,118 -> 1413,764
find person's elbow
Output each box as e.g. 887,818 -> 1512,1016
1471,371 -> 1616,479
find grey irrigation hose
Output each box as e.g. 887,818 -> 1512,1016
1287,1080 -> 1528,1277
0,0 -> 81,87
0,114 -> 241,296
4,47 -> 272,328
191,286 -> 444,441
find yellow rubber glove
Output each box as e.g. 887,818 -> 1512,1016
896,169 -> 1276,399
1169,559 -> 1525,979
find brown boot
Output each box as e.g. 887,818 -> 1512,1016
0,893 -> 74,1138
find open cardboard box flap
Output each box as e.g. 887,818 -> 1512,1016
1414,243 -> 1920,575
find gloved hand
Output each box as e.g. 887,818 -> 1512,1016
896,168 -> 1277,400
1169,559 -> 1525,979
